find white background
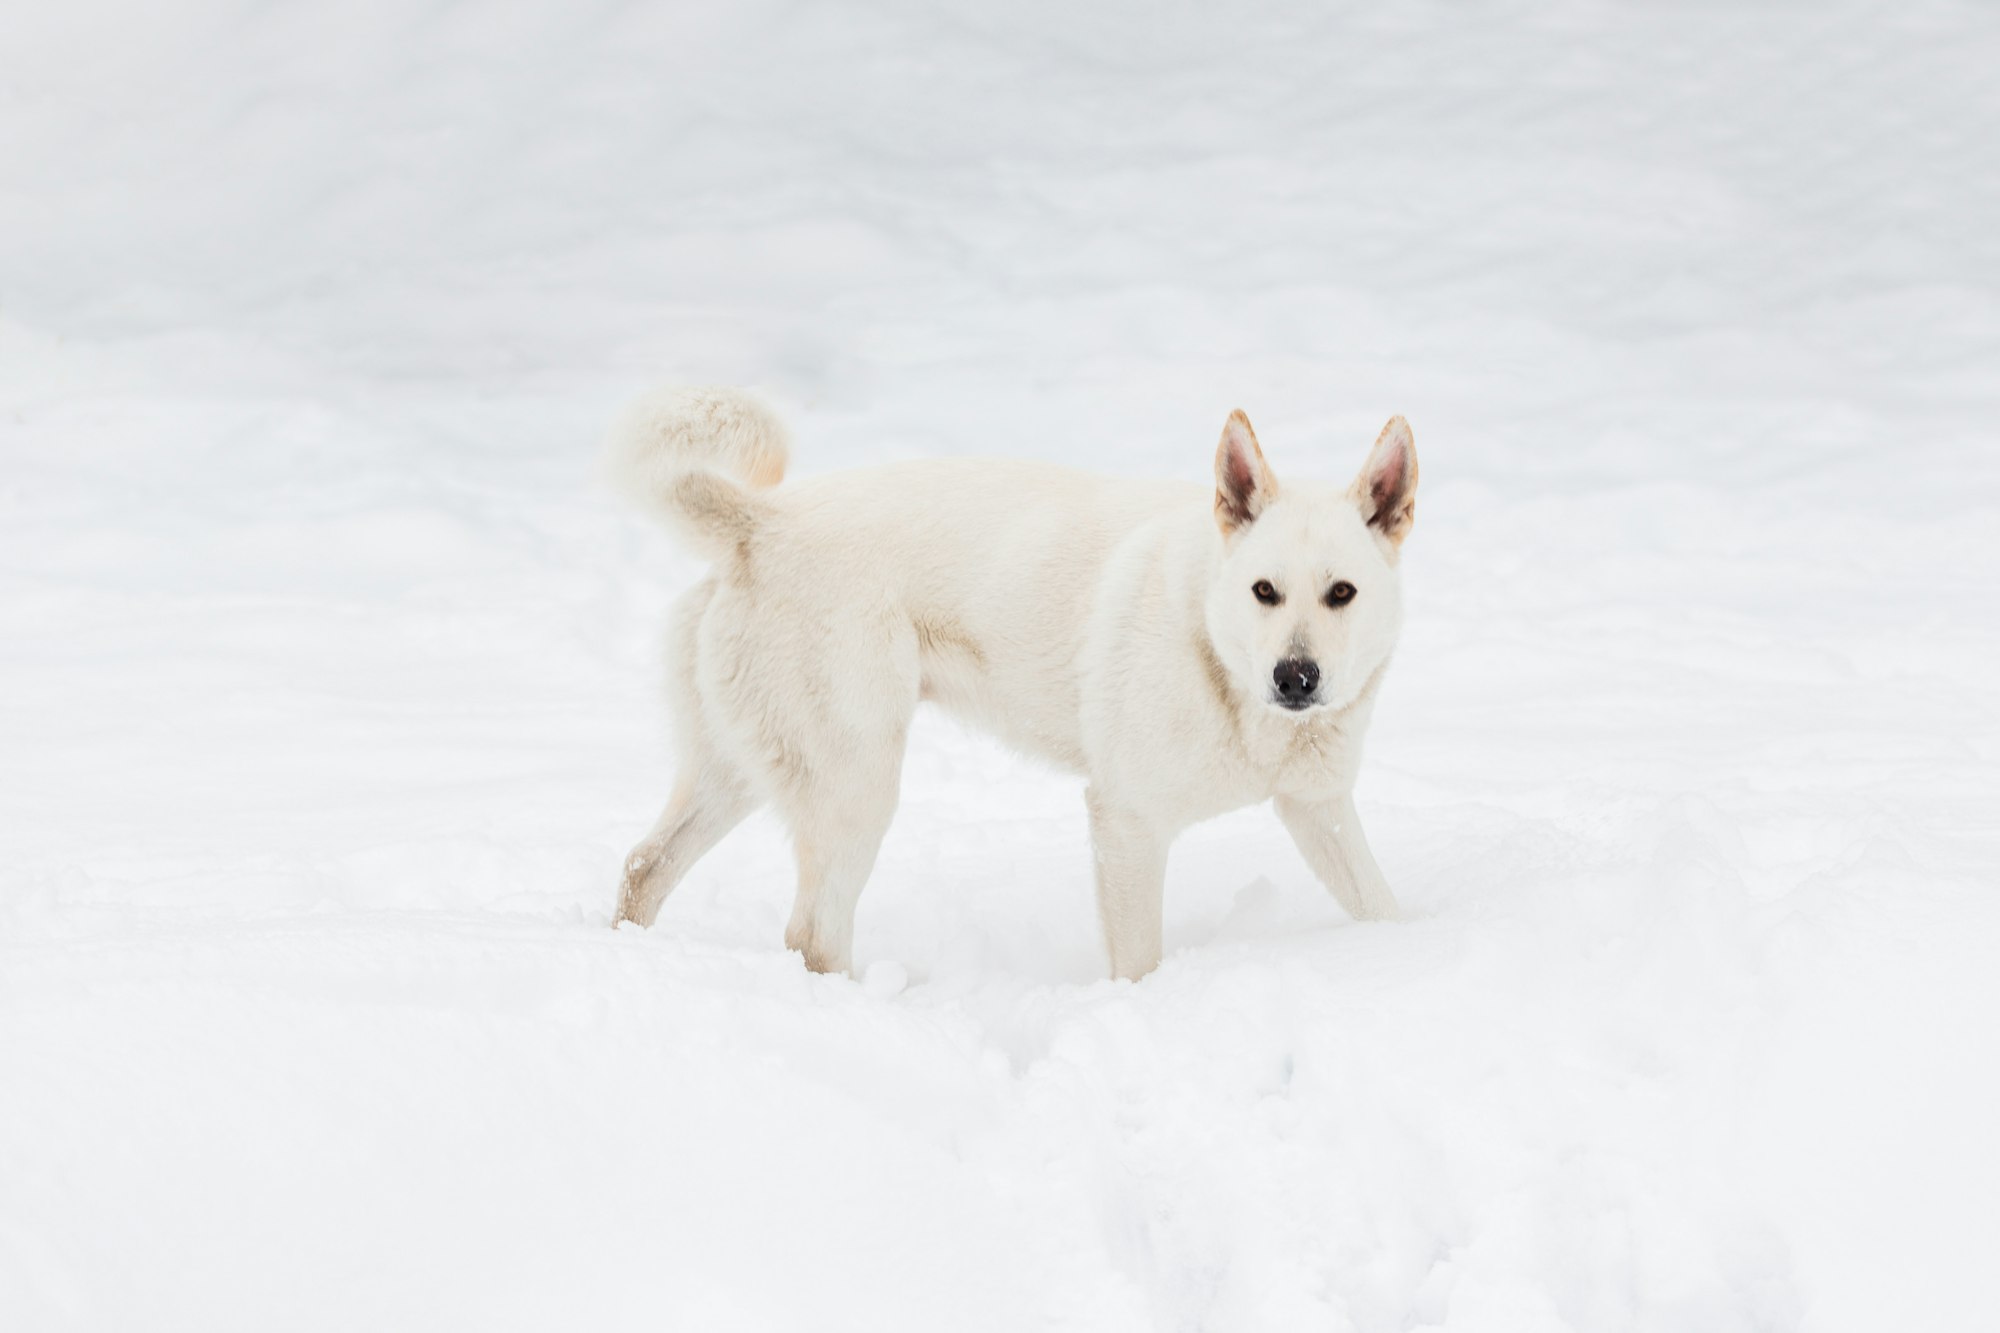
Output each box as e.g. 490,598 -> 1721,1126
3,3 -> 1996,1329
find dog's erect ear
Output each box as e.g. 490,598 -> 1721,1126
1214,410 -> 1279,535
1352,415 -> 1418,546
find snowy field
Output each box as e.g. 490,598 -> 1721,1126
4,3 -> 1997,1329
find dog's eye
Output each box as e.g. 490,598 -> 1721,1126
1326,581 -> 1357,607
1252,580 -> 1281,606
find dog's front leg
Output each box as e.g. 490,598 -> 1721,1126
1274,793 -> 1401,923
1086,791 -> 1171,980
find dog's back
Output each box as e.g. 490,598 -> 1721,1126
725,455 -> 1200,769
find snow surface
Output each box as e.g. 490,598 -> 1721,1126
3,3 -> 1998,1329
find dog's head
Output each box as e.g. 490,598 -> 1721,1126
1203,410 -> 1418,716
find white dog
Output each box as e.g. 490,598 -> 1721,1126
610,388 -> 1418,980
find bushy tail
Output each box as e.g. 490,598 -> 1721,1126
605,386 -> 791,563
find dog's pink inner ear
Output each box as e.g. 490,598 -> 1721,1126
1368,445 -> 1407,512
1215,411 -> 1276,533
1355,416 -> 1418,546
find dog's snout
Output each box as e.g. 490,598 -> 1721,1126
1273,657 -> 1320,707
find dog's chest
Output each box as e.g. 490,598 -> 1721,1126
1151,710 -> 1360,824
1240,714 -> 1360,799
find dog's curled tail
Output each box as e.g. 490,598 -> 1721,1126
606,386 -> 790,563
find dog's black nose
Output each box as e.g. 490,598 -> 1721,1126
1273,657 -> 1320,706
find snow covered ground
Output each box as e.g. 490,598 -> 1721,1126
3,2 -> 1997,1329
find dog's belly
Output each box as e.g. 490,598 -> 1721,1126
915,621 -> 1090,773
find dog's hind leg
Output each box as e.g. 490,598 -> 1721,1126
1274,793 -> 1400,922
767,620 -> 918,976
614,756 -> 756,928
615,578 -> 760,928
780,757 -> 903,976
699,588 -> 919,974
